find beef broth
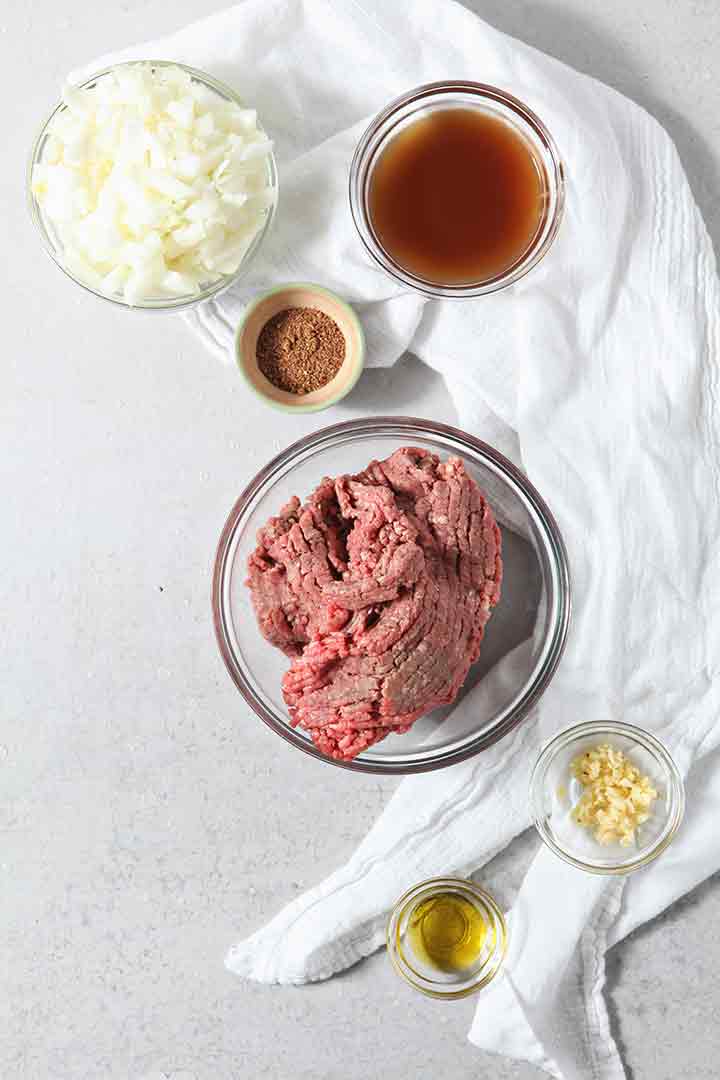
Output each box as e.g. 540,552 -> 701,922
368,107 -> 546,286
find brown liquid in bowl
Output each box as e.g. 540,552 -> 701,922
368,108 -> 546,287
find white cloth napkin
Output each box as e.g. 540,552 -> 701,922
79,2 -> 720,1076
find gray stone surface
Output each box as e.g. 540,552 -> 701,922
3,1 -> 719,1076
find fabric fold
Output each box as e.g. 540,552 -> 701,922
227,672 -> 540,983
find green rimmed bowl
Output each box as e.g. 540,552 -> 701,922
234,283 -> 365,412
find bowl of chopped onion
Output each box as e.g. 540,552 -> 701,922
28,60 -> 278,310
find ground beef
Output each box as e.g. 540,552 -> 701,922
246,447 -> 502,761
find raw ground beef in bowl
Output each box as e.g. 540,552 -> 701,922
247,447 -> 502,761
213,418 -> 570,774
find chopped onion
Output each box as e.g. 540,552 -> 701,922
32,62 -> 276,305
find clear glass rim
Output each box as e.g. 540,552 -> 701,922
27,59 -> 278,312
349,80 -> 565,298
212,416 -> 572,775
386,876 -> 508,999
530,720 -> 686,875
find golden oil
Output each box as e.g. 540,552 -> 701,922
407,892 -> 489,973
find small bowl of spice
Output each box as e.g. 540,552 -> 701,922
387,877 -> 507,999
530,720 -> 685,875
235,283 -> 365,412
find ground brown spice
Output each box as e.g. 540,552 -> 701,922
256,307 -> 346,395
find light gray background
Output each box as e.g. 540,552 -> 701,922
3,1 -> 719,1077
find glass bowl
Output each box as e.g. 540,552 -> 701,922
349,81 -> 565,298
212,416 -> 570,774
27,60 -> 278,312
530,720 -> 685,874
387,877 -> 507,999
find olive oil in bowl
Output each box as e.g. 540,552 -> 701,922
387,877 -> 507,998
408,893 -> 488,973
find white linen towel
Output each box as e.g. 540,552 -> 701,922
78,2 -> 720,1076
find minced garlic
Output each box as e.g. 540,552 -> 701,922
570,744 -> 658,847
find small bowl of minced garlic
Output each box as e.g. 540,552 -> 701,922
530,721 -> 685,874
